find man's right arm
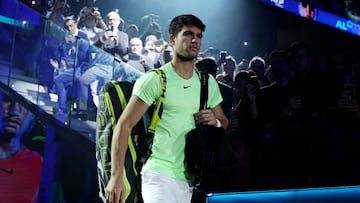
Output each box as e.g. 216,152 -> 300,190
106,95 -> 149,203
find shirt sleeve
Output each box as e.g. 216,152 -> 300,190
132,71 -> 161,106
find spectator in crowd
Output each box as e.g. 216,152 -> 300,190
76,11 -> 134,120
39,0 -> 71,93
254,50 -> 294,189
0,90 -> 43,203
139,14 -> 163,42
124,37 -> 154,73
195,57 -> 234,119
78,7 -> 106,45
235,58 -> 249,76
125,24 -> 139,42
248,56 -> 271,87
46,0 -> 69,27
227,70 -> 260,191
50,16 -> 90,121
216,55 -> 237,87
143,35 -> 162,68
93,11 -> 128,58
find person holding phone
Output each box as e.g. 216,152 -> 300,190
124,37 -> 154,73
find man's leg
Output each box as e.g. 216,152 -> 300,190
54,68 -> 76,112
77,64 -> 113,115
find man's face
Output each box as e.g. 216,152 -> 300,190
85,15 -> 97,28
65,19 -> 77,34
145,40 -> 155,51
292,49 -> 311,72
171,25 -> 202,61
0,93 -> 30,139
107,14 -> 120,28
130,40 -> 143,55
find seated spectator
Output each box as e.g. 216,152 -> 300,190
50,16 -> 90,120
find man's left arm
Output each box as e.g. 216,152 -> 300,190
211,104 -> 229,129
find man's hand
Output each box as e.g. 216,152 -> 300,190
105,176 -> 126,203
194,109 -> 217,126
49,58 -> 59,69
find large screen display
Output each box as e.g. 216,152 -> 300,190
260,0 -> 360,37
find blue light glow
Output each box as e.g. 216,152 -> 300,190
261,0 -> 360,37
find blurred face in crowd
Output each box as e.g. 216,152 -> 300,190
64,19 -> 78,34
145,35 -> 157,51
249,60 -> 265,76
0,92 -> 33,142
107,12 -> 121,29
130,37 -> 143,55
171,25 -> 202,61
85,15 -> 97,28
292,48 -> 311,72
222,58 -> 236,75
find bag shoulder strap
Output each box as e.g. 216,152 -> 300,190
197,71 -> 209,110
147,69 -> 167,134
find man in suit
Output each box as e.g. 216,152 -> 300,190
50,16 -> 90,122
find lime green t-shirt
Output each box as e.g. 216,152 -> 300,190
132,62 -> 223,181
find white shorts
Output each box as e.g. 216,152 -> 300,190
141,166 -> 193,203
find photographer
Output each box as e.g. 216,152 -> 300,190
124,37 -> 154,73
94,11 -> 129,59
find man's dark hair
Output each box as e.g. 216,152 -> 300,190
168,14 -> 206,36
269,50 -> 291,63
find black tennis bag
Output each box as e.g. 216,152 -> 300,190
96,80 -> 145,203
185,73 -> 240,193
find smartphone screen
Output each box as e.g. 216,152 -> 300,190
129,54 -> 140,61
220,51 -> 227,58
